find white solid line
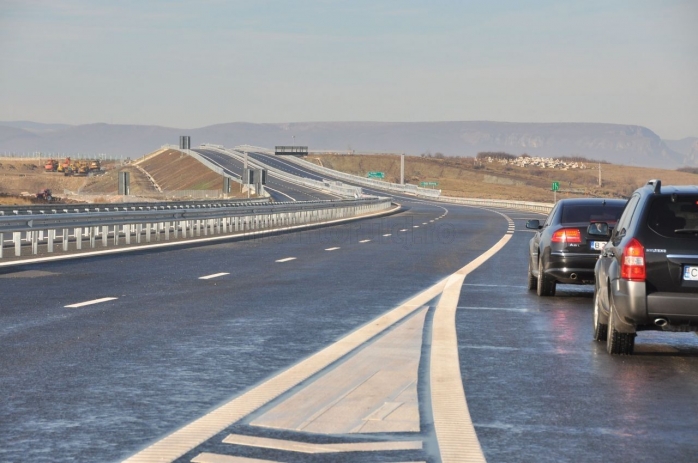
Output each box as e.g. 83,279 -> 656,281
359,239 -> 371,243
276,257 -> 296,263
325,247 -> 340,251
383,234 -> 392,237
65,297 -> 118,308
199,272 -> 230,280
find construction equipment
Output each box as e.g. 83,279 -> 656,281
44,159 -> 58,172
89,160 -> 101,171
36,189 -> 53,201
57,157 -> 71,173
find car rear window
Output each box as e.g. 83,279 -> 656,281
560,204 -> 625,224
647,195 -> 698,238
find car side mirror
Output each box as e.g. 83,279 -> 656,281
526,219 -> 542,230
588,222 -> 610,237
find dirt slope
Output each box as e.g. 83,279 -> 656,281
137,149 -> 223,191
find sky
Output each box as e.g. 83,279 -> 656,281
0,0 -> 696,139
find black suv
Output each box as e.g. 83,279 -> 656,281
593,180 -> 698,355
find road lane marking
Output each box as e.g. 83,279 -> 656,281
325,247 -> 340,251
413,225 -> 419,228
430,228 -> 512,463
199,273 -> 229,280
192,454 -> 278,463
123,214 -> 514,463
399,229 -> 408,232
276,257 -> 296,263
221,434 -> 422,454
359,239 -> 371,243
422,222 -> 428,225
383,233 -> 392,237
64,297 -> 118,308
123,270 -> 448,462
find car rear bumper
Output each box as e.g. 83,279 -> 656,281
648,293 -> 698,324
544,252 -> 599,284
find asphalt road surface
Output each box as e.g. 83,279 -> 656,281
2,192 -> 697,463
194,149 -> 339,202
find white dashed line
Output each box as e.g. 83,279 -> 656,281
199,273 -> 230,280
359,239 -> 371,243
383,234 -> 392,237
325,247 -> 341,251
413,226 -> 419,228
65,297 -> 118,308
276,257 -> 297,263
399,229 -> 408,232
422,222 -> 428,225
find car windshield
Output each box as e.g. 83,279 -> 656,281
560,204 -> 625,225
647,195 -> 698,238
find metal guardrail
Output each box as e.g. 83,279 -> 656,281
256,149 -> 442,198
233,145 -> 553,214
0,198 -> 270,216
0,197 -> 392,260
203,145 -> 362,198
423,195 -> 553,214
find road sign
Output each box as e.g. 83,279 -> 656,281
551,181 -> 560,191
367,172 -> 384,179
275,146 -> 308,156
420,182 -> 438,187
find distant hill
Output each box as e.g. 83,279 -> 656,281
0,120 -> 693,168
665,137 -> 698,167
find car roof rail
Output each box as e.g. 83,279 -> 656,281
647,179 -> 661,194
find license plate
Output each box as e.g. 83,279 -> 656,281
683,266 -> 698,281
590,241 -> 607,251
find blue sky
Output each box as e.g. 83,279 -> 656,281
0,0 -> 696,138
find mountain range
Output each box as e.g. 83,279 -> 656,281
0,120 -> 695,169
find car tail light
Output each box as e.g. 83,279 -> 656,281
621,238 -> 646,281
551,228 -> 582,243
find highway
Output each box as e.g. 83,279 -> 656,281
193,149 -> 339,202
1,155 -> 697,463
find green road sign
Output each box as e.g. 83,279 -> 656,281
367,171 -> 384,179
551,181 -> 560,191
420,182 -> 438,187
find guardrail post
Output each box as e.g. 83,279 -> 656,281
113,225 -> 119,245
63,229 -> 69,251
136,224 -> 142,243
124,225 -> 130,244
102,226 -> 108,247
13,231 -> 21,256
0,232 -> 3,258
89,227 -> 96,248
146,223 -> 151,243
181,221 -> 187,238
165,221 -> 170,240
48,229 -> 54,252
156,223 -> 161,241
75,228 -> 82,249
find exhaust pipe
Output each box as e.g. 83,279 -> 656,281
654,318 -> 668,327
570,273 -> 578,280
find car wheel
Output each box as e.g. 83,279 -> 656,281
606,300 -> 635,355
527,259 -> 537,290
536,254 -> 556,296
592,289 -> 607,342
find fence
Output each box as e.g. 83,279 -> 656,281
0,197 -> 393,261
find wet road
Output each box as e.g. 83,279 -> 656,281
1,195 -> 697,462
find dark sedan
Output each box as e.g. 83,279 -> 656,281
526,198 -> 627,296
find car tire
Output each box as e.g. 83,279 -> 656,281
527,259 -> 537,290
606,301 -> 635,355
536,255 -> 556,296
592,289 -> 607,342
